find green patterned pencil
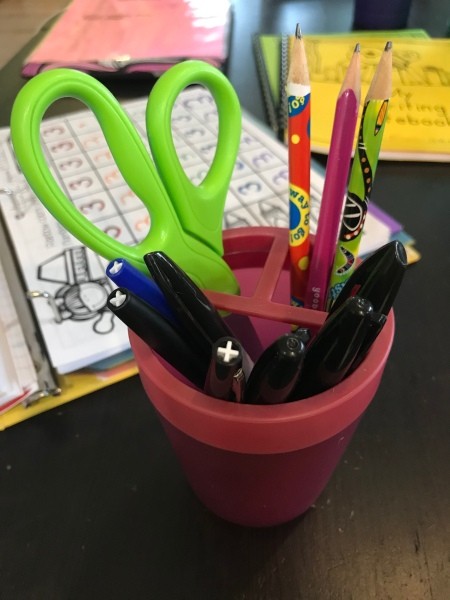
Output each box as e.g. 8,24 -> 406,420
327,41 -> 392,310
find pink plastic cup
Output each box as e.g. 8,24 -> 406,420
130,227 -> 395,527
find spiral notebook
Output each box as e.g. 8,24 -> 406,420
253,29 -> 450,161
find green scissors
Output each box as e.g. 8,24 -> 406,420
10,60 -> 241,294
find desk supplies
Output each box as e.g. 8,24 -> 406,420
129,226 -> 396,527
287,25 -> 311,307
204,337 -> 245,403
245,333 -> 306,405
0,82 -> 410,426
304,44 -> 361,311
0,85 -> 328,379
290,296 -> 374,400
327,42 -> 392,305
106,258 -> 176,324
22,0 -> 232,78
107,287 -> 206,388
10,61 -> 241,295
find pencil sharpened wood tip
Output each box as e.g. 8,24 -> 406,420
338,41 -> 361,99
366,40 -> 393,100
295,23 -> 302,39
354,42 -> 360,53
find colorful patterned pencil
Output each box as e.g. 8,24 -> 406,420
327,41 -> 392,310
287,24 -> 311,307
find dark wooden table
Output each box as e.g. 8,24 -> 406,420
1,1 -> 449,598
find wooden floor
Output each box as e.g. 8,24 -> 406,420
0,0 -> 69,69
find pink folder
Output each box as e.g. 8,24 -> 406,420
22,0 -> 232,78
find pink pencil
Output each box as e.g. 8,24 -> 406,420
305,44 -> 361,311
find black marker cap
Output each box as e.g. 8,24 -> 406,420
245,333 -> 305,405
330,240 -> 407,316
144,251 -> 233,361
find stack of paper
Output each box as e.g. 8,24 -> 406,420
0,257 -> 39,414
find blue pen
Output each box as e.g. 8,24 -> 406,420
106,258 -> 176,324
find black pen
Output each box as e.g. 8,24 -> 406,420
107,287 -> 207,388
329,240 -> 407,316
144,251 -> 235,361
245,332 -> 306,405
204,337 -> 245,403
289,296 -> 374,400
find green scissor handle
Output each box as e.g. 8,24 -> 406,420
148,60 -> 241,257
10,62 -> 241,294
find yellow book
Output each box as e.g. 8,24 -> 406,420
299,37 -> 450,161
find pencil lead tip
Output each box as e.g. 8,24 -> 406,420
354,42 -> 361,53
295,23 -> 302,39
385,40 -> 392,51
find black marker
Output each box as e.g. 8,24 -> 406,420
350,311 -> 387,372
290,296 -> 374,400
107,287 -> 207,388
245,333 -> 306,405
329,240 -> 407,316
293,327 -> 311,346
204,337 -> 245,403
144,251 -> 235,361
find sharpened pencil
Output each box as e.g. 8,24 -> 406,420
327,41 -> 393,310
287,24 -> 311,307
305,43 -> 361,311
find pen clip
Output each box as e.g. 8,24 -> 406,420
232,367 -> 245,403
